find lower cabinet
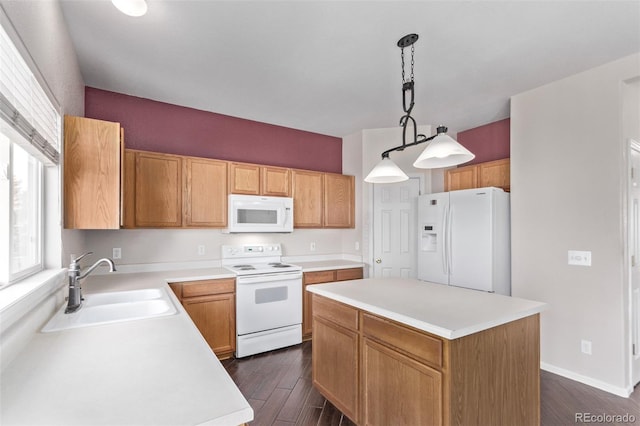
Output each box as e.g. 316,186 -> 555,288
170,279 -> 236,360
302,267 -> 363,340
312,295 -> 541,426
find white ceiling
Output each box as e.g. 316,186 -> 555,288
59,1 -> 640,137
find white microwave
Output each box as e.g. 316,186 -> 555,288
227,194 -> 294,233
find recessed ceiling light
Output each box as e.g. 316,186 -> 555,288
111,0 -> 148,17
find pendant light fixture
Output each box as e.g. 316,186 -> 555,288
112,0 -> 148,17
365,34 -> 474,183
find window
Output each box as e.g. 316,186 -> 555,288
0,18 -> 59,286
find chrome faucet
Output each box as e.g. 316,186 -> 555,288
65,252 -> 116,314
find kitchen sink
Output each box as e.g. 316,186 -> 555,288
42,288 -> 178,332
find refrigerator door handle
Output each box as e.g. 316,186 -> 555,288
442,204 -> 449,274
448,205 -> 453,275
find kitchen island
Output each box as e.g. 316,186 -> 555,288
307,278 -> 549,426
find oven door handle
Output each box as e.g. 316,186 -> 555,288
237,271 -> 303,285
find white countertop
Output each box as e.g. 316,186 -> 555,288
1,269 -> 252,426
292,260 -> 364,272
307,278 -> 548,340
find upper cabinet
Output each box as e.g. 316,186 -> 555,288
133,151 -> 183,227
64,115 -> 123,229
323,173 -> 355,228
124,151 -> 228,228
445,158 -> 510,192
229,162 -> 291,197
184,157 -> 228,227
292,169 -> 324,228
292,170 -> 356,229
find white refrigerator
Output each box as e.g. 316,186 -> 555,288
417,187 -> 511,295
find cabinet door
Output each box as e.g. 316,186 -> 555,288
312,316 -> 359,423
183,293 -> 236,359
229,162 -> 261,195
135,152 -> 182,227
292,170 -> 324,227
302,270 -> 337,339
445,164 -> 478,191
184,157 -> 227,227
261,166 -> 291,197
362,338 -> 442,426
478,158 -> 510,191
324,173 -> 355,228
64,115 -> 121,229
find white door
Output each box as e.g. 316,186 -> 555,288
373,178 -> 420,278
630,140 -> 640,386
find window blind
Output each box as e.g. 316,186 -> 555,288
0,21 -> 60,165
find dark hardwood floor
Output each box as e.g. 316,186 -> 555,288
222,341 -> 639,426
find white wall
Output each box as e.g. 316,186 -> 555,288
511,53 -> 640,396
341,130 -> 364,259
0,0 -> 85,368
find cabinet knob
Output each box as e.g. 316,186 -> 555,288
375,258 -> 381,264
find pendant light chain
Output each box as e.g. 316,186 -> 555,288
400,44 -> 416,84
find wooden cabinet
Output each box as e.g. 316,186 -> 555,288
124,150 -> 228,228
292,169 -> 324,228
292,170 -> 356,229
133,151 -> 183,227
478,158 -> 510,191
229,163 -> 291,197
184,157 -> 227,227
312,296 -> 360,423
170,279 -> 236,360
64,115 -> 123,229
445,158 -> 510,192
311,295 -> 541,426
261,166 -> 291,196
324,173 -> 355,228
302,267 -> 363,340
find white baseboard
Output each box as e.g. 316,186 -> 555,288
541,362 -> 633,398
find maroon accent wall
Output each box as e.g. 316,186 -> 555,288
457,118 -> 510,165
84,87 -> 343,173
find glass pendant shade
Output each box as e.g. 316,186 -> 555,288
365,157 -> 409,183
413,133 -> 475,169
112,0 -> 148,16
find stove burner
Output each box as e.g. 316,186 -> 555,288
237,266 -> 256,271
233,264 -> 253,268
272,264 -> 292,268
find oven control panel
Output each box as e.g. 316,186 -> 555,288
222,244 -> 282,258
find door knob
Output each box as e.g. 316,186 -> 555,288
375,258 -> 381,264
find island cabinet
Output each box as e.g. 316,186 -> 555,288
302,268 -> 363,340
170,279 -> 236,360
64,115 -> 124,229
312,294 -> 541,426
229,162 -> 291,197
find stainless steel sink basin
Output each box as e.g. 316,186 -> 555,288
42,288 -> 177,332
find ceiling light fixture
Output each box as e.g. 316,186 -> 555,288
112,0 -> 148,17
365,34 -> 474,183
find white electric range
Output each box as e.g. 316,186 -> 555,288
222,244 -> 302,358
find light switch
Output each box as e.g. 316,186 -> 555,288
568,250 -> 591,266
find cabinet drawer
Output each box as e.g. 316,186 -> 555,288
363,313 -> 442,369
179,279 -> 235,298
304,270 -> 336,284
336,268 -> 363,281
313,295 -> 359,331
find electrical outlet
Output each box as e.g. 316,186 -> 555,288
197,245 -> 205,256
581,339 -> 592,355
355,241 -> 360,251
568,250 -> 591,266
310,242 -> 316,252
112,248 -> 121,259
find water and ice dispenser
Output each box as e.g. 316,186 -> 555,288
421,224 -> 438,252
